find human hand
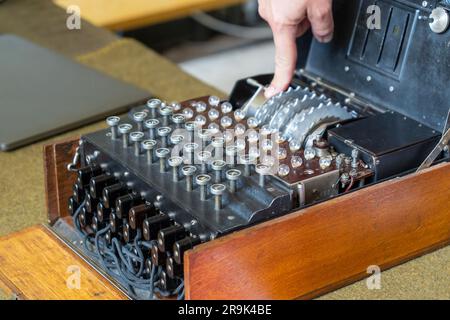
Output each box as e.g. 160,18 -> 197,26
258,0 -> 334,98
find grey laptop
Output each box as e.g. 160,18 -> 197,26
0,35 -> 151,151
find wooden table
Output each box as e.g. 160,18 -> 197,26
0,225 -> 128,300
54,0 -> 246,31
1,0 -> 449,300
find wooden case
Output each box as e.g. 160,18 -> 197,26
0,137 -> 449,299
32,138 -> 450,299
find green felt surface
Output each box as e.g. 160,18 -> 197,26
0,0 -> 448,300
0,0 -> 117,57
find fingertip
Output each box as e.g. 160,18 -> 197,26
271,26 -> 298,96
308,0 -> 335,44
317,33 -> 333,43
264,82 -> 288,99
264,85 -> 278,99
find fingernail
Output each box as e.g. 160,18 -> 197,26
319,34 -> 333,43
264,86 -> 277,99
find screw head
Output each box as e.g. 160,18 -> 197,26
130,131 -> 145,142
211,137 -> 225,148
226,169 -> 241,181
172,114 -> 186,124
155,148 -> 170,158
159,106 -> 173,116
185,121 -> 197,132
106,116 -> 120,127
147,99 -> 162,109
133,111 -> 147,122
255,164 -> 271,175
211,160 -> 226,171
198,129 -> 212,140
198,151 -> 212,162
182,165 -> 197,176
210,184 -> 226,195
157,127 -> 172,137
168,156 -> 183,167
141,140 -> 157,150
144,119 -> 159,129
184,143 -> 199,153
240,154 -> 256,165
195,174 -> 211,186
226,146 -> 238,156
118,123 -> 132,134
170,134 -> 184,145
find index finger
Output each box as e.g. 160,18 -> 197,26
266,24 -> 298,98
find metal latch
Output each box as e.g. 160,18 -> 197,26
416,109 -> 450,171
241,78 -> 268,118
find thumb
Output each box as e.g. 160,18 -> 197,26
266,24 -> 298,99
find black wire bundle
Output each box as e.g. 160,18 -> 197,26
72,202 -> 184,300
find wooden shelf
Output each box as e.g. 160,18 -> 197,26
54,0 -> 246,31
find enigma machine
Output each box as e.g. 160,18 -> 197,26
42,0 -> 450,300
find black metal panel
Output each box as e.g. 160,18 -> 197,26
328,112 -> 440,179
304,0 -> 450,132
83,130 -> 293,237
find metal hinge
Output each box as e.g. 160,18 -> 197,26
417,108 -> 450,171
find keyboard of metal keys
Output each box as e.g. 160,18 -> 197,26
68,94 -> 372,298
